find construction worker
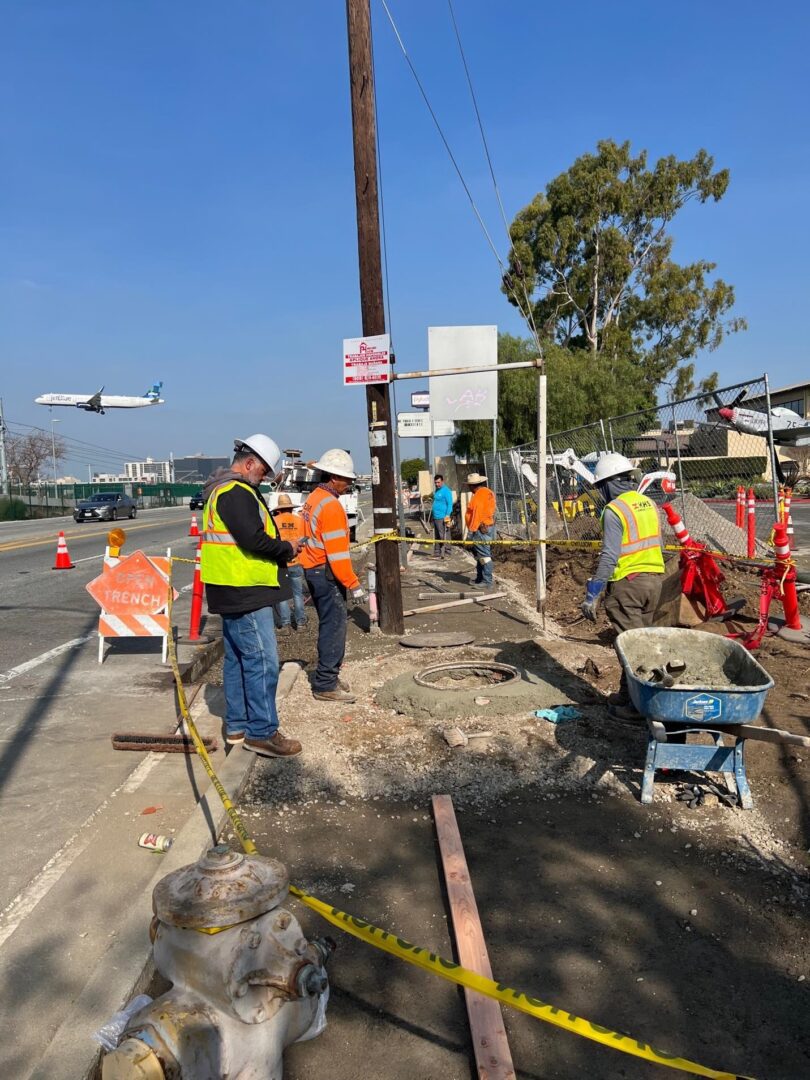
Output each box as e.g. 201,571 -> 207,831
465,472 -> 497,587
299,448 -> 365,703
200,434 -> 303,758
272,494 -> 308,632
580,453 -> 665,717
431,474 -> 454,558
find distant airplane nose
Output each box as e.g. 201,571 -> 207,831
718,407 -> 734,422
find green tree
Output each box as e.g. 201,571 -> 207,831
400,457 -> 426,486
506,140 -> 741,395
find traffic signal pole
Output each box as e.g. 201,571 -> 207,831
346,0 -> 404,633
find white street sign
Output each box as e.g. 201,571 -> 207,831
410,391 -> 430,409
397,412 -> 455,439
428,325 -> 498,420
343,334 -> 391,385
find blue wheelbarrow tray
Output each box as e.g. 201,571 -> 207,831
615,628 -> 774,726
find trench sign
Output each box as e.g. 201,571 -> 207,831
86,550 -> 177,664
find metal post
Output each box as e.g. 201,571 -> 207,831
763,372 -> 781,521
671,403 -> 687,527
0,398 -> 9,497
599,418 -> 609,452
537,370 -> 547,614
429,415 -> 435,482
607,419 -> 615,453
390,377 -> 408,565
548,438 -> 570,541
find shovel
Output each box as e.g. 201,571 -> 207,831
647,659 -> 687,687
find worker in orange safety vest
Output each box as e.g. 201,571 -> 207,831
272,494 -> 308,632
464,472 -> 497,587
299,448 -> 365,703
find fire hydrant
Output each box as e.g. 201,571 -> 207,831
102,844 -> 334,1080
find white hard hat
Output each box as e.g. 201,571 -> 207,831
592,452 -> 634,484
313,448 -> 356,479
235,434 -> 282,475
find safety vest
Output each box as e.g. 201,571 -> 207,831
200,479 -> 280,588
298,485 -> 360,590
274,509 -> 303,566
602,491 -> 664,582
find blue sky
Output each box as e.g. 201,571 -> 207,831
2,1 -> 808,478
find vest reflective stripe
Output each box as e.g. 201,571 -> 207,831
322,529 -> 346,542
602,492 -> 664,582
200,479 -> 280,588
327,550 -> 352,562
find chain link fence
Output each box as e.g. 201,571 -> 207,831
484,375 -> 794,558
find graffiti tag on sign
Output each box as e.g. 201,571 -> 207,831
444,387 -> 490,415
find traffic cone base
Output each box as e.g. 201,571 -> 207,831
52,531 -> 75,570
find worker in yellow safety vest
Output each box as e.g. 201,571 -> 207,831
200,434 -> 304,758
580,453 -> 665,717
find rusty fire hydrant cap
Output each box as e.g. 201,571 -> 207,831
152,844 -> 289,928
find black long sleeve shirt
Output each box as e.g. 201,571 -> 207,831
204,483 -> 294,616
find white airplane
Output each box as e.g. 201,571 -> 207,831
709,390 -> 810,447
35,382 -> 164,415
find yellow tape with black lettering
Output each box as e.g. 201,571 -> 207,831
163,559 -> 756,1079
288,884 -> 753,1080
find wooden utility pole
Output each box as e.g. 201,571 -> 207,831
346,0 -> 403,633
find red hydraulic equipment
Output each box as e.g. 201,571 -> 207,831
662,502 -> 727,618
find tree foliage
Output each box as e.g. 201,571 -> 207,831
8,431 -> 66,483
506,141 -> 742,392
399,457 -> 426,486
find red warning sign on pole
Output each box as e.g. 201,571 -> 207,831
343,334 -> 391,385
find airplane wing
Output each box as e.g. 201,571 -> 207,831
775,425 -> 810,444
87,386 -> 104,409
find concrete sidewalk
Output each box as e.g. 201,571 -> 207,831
0,599 -> 235,1078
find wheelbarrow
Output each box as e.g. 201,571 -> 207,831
615,628 -> 778,808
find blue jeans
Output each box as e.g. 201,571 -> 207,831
469,525 -> 495,585
221,607 -> 280,740
275,564 -> 308,628
304,565 -> 347,692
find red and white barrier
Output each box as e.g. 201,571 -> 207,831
746,488 -> 756,559
735,485 -> 745,529
773,521 -> 801,631
188,539 -> 205,641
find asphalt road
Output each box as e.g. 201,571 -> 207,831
707,500 -> 810,566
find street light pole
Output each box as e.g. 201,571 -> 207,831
50,414 -> 60,485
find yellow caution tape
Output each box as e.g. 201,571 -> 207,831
161,561 -> 755,1079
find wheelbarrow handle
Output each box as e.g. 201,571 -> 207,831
725,724 -> 810,749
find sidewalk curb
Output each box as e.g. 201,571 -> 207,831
28,661 -> 304,1080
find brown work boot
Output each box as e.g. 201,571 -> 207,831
243,731 -> 302,757
338,677 -> 350,692
313,687 -> 357,703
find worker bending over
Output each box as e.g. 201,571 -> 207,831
272,494 -> 308,632
580,453 -> 665,717
465,472 -> 496,588
299,449 -> 365,703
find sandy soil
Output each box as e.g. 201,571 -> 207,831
208,542 -> 810,1079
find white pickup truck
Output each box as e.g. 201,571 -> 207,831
265,460 -> 360,541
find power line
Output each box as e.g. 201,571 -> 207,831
7,419 -> 150,463
377,0 -> 543,355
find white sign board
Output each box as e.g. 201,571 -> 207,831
397,412 -> 456,439
428,325 -> 498,420
343,334 -> 391,386
411,391 -> 430,409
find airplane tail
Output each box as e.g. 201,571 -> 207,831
145,381 -> 163,400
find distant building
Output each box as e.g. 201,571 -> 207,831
92,472 -> 124,483
744,378 -> 809,417
173,454 -> 230,483
125,458 -> 172,483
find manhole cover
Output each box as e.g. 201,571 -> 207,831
414,661 -> 520,691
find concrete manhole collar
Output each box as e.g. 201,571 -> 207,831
413,661 -> 520,691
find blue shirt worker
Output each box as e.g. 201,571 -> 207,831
431,474 -> 454,558
580,453 -> 665,718
201,434 -> 303,758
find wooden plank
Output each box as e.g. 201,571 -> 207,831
726,723 -> 810,749
432,794 -> 516,1080
403,592 -> 506,616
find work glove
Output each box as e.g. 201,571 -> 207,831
350,587 -> 367,606
580,579 -> 606,622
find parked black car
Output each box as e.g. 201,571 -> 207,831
189,490 -> 206,511
74,492 -> 137,522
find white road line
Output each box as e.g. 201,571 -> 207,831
0,634 -> 96,684
72,554 -> 104,564
0,749 -> 167,950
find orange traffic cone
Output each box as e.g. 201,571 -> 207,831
52,531 -> 75,570
189,513 -> 200,538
